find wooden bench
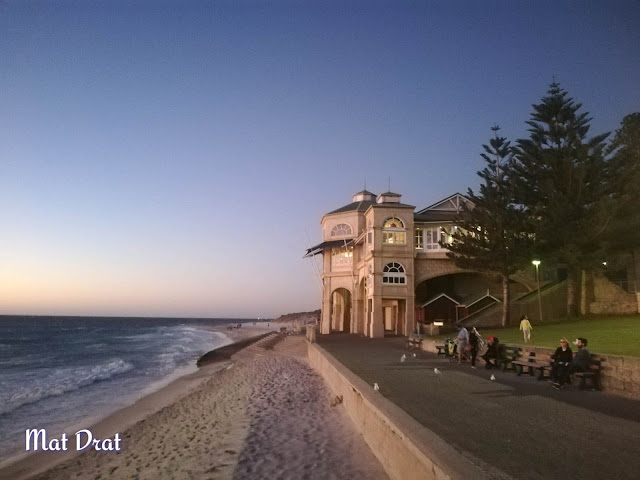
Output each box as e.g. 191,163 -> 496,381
574,355 -> 602,390
511,352 -> 538,376
497,345 -> 522,371
435,345 -> 446,356
407,334 -> 423,350
511,352 -> 553,379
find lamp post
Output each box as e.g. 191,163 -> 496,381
532,260 -> 543,323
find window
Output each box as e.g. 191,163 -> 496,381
415,228 -> 423,250
382,217 -> 406,244
331,223 -> 352,237
382,262 -> 406,284
331,246 -> 353,269
424,226 -> 452,251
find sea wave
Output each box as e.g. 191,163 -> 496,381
0,358 -> 134,416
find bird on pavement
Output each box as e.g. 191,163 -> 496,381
400,354 -> 407,363
374,383 -> 380,392
490,374 -> 496,381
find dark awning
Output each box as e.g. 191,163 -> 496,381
303,239 -> 354,258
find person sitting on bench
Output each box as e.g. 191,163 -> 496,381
481,336 -> 499,369
570,338 -> 590,374
551,337 -> 573,389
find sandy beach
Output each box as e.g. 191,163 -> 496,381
2,327 -> 387,480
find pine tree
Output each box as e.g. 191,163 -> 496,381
605,113 -> 640,288
606,113 -> 640,251
512,83 -> 610,316
446,126 -> 532,327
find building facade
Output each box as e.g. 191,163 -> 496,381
305,190 -> 483,338
306,190 -> 640,338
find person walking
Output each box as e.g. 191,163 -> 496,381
519,315 -> 532,343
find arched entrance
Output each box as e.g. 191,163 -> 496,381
330,288 -> 352,332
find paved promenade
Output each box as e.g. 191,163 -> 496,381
318,335 -> 640,480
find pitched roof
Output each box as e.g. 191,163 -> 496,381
327,200 -> 377,215
416,193 -> 473,215
326,200 -> 414,215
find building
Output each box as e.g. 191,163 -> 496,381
305,189 -> 640,338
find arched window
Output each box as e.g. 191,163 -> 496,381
382,262 -> 406,284
331,223 -> 353,237
382,217 -> 406,244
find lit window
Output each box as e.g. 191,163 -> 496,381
382,262 -> 406,284
415,228 -> 423,249
331,246 -> 353,269
424,226 -> 451,251
382,217 -> 406,244
331,223 -> 353,237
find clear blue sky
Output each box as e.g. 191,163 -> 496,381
1,1 -> 639,318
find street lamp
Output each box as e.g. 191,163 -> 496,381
532,260 -> 543,323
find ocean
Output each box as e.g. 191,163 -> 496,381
0,316 -> 247,462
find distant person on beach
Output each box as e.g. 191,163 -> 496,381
456,326 -> 469,364
551,337 -> 573,389
519,315 -> 532,342
570,338 -> 590,374
481,336 -> 499,369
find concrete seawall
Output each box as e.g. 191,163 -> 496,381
307,342 -> 505,480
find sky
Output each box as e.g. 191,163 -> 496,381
1,1 -> 639,318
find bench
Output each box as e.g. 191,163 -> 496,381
511,352 -> 538,376
497,345 -> 522,371
511,352 -> 553,379
574,355 -> 602,390
407,334 -> 423,350
435,345 -> 446,356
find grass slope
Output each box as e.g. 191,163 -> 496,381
443,315 -> 640,357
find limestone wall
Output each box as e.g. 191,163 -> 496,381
590,273 -> 638,315
307,342 -> 496,480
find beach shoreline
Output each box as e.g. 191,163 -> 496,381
0,325 -> 273,480
2,329 -> 387,480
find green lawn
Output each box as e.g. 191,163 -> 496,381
436,315 -> 640,357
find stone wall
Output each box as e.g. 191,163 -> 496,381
589,273 -> 638,315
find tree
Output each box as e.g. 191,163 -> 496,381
606,113 -> 640,252
512,83 -> 610,316
605,113 -> 640,288
446,126 -> 532,327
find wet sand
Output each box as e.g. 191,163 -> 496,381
4,332 -> 386,480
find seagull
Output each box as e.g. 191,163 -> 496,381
374,383 -> 380,392
490,374 -> 496,381
434,368 -> 441,375
412,353 -> 417,358
400,354 -> 407,363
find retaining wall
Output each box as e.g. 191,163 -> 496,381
307,343 -> 497,480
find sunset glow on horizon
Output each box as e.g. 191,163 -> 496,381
1,1 -> 638,318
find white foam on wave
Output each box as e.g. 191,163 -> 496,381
0,358 -> 134,416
